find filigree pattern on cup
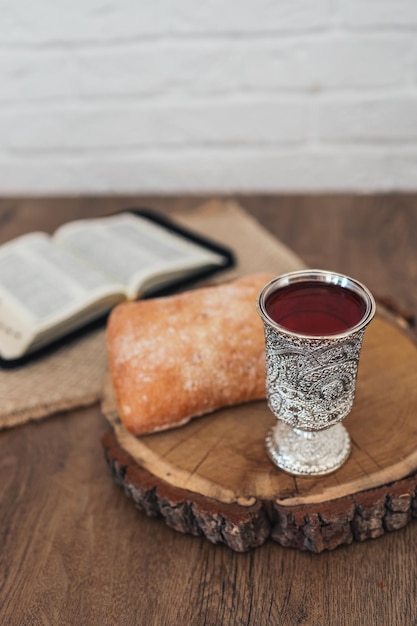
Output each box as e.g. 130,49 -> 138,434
264,325 -> 365,431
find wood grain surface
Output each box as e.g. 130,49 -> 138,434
1,195 -> 417,625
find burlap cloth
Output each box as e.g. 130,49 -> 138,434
0,200 -> 304,430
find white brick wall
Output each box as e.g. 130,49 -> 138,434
0,0 -> 417,193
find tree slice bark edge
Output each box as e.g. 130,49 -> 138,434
102,429 -> 417,553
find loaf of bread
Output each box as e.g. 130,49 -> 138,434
106,273 -> 273,435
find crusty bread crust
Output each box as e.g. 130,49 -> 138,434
107,273 -> 273,435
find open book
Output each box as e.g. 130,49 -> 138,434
0,209 -> 234,363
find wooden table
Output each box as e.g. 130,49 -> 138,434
1,195 -> 417,625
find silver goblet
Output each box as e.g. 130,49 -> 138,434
257,269 -> 376,476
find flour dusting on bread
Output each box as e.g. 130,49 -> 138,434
107,273 -> 273,435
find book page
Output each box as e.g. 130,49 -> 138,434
0,232 -> 125,358
54,213 -> 224,298
0,232 -> 124,323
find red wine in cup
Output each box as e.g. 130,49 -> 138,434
265,281 -> 367,336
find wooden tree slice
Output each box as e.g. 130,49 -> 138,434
101,316 -> 417,552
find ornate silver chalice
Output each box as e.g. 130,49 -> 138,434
257,270 -> 376,476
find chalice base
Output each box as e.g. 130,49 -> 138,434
266,422 -> 351,477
